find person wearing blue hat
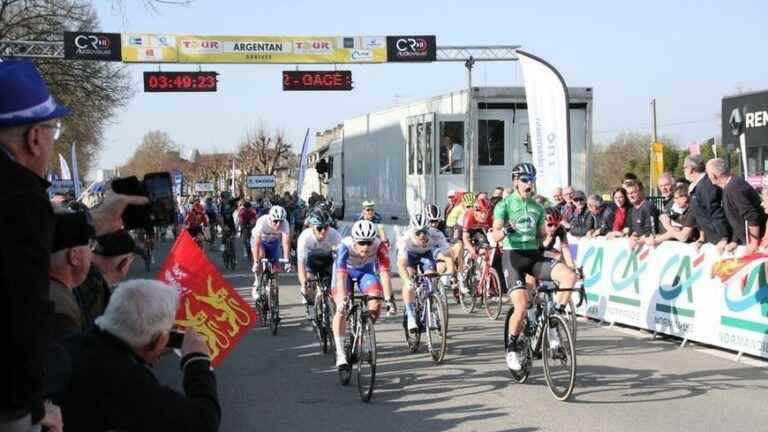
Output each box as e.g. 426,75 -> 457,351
0,60 -> 148,431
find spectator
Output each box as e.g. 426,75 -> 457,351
551,187 -> 566,211
622,172 -> 638,189
48,221 -> 93,340
625,180 -> 659,245
76,230 -> 141,327
585,194 -> 607,238
563,190 -> 590,237
650,186 -> 699,245
59,279 -> 220,432
657,172 -> 675,213
684,155 -> 730,249
502,187 -> 513,198
605,187 -> 631,239
706,158 -> 765,253
440,135 -> 463,174
561,186 -> 575,221
759,189 -> 768,251
492,186 -> 504,199
0,60 -> 145,431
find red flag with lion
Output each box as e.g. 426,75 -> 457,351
158,230 -> 257,366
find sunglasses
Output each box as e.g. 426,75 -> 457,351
573,198 -> 585,202
314,225 -> 328,231
414,228 -> 428,237
364,208 -> 375,212
356,240 -> 374,246
547,223 -> 558,228
518,176 -> 535,184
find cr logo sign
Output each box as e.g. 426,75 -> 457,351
395,38 -> 428,53
74,35 -> 110,50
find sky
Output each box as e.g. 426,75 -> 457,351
91,0 -> 768,173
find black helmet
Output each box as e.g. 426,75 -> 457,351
512,162 -> 537,179
425,204 -> 442,222
307,209 -> 332,227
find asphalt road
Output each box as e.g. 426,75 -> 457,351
132,236 -> 768,432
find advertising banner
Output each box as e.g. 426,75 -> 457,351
194,182 -> 214,193
573,236 -> 768,359
159,231 -> 257,366
64,31 -> 122,61
517,50 -> 571,198
246,175 -> 276,189
386,35 -> 436,62
121,33 -> 178,62
175,35 -> 386,64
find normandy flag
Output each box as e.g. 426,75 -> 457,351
158,230 -> 257,366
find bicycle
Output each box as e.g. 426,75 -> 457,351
221,230 -> 237,271
241,225 -> 254,264
254,258 -> 289,335
402,267 -> 449,363
307,269 -> 335,354
503,281 -> 585,401
458,244 -> 503,319
336,282 -> 381,403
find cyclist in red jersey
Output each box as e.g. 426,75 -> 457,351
456,197 -> 493,293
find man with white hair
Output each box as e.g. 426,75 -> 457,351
59,279 -> 220,432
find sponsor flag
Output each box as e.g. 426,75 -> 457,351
517,50 -> 570,196
158,231 -> 257,366
71,143 -> 81,197
710,252 -> 768,282
59,153 -> 72,180
296,128 -> 311,198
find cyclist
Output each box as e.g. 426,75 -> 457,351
457,196 -> 493,294
251,205 -> 293,300
447,193 -> 475,287
397,211 -> 454,333
204,196 -> 219,248
184,202 -> 209,248
359,199 -> 389,244
424,204 -> 446,236
238,201 -> 258,262
297,209 -> 342,315
492,162 -> 577,371
540,207 -> 578,308
333,220 -> 395,369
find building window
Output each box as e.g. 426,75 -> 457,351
327,156 -> 333,179
479,120 -> 505,166
439,121 -> 464,174
408,124 -> 415,175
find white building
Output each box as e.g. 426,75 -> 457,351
307,86 -> 593,222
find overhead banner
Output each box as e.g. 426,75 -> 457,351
517,50 -> 570,196
386,35 -> 437,62
573,237 -> 768,360
121,33 -> 179,62
63,31 -> 122,61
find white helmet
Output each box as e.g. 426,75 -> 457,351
409,211 -> 429,231
351,220 -> 377,241
269,205 -> 287,222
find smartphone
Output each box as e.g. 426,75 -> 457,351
111,176 -> 149,230
167,329 -> 185,349
144,172 -> 175,226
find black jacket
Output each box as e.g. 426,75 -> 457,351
567,208 -> 591,237
59,328 -> 221,432
690,175 -> 731,244
723,176 -> 766,245
0,149 -> 93,422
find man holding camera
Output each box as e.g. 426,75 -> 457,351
0,60 -> 148,431
59,279 -> 221,432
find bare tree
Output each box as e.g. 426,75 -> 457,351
235,123 -> 297,190
120,130 -> 178,177
0,0 -> 133,174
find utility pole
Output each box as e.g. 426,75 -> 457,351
650,98 -> 658,195
465,56 -> 475,192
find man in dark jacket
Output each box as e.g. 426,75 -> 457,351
706,158 -> 765,253
563,190 -> 590,237
59,279 -> 221,432
625,180 -> 659,244
0,60 -> 147,430
684,155 -> 730,250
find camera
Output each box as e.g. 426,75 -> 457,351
111,172 -> 176,230
166,329 -> 185,349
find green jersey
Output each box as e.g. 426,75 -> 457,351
492,193 -> 545,250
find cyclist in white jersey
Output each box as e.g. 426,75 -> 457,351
297,209 -> 342,310
251,205 -> 293,300
397,211 -> 455,332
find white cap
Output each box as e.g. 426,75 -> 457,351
447,189 -> 456,197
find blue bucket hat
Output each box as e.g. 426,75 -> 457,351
0,60 -> 72,127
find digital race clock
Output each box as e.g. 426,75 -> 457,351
143,71 -> 218,93
282,71 -> 353,91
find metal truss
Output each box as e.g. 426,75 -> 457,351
0,40 -> 64,59
436,45 -> 521,62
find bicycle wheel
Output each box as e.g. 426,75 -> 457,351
458,255 -> 476,313
403,312 -> 421,352
542,314 -> 576,401
357,318 -> 377,402
338,323 -> 353,386
426,294 -> 448,363
483,268 -> 503,320
270,279 -> 280,336
258,274 -> 269,328
503,306 -> 530,383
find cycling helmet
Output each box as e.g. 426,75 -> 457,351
425,204 -> 442,222
351,220 -> 377,241
409,211 -> 430,232
512,162 -> 537,179
362,199 -> 376,209
474,196 -> 491,212
461,192 -> 476,207
269,205 -> 287,222
544,206 -> 562,226
262,199 -> 272,208
307,209 -> 330,227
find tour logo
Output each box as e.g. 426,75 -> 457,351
386,35 -> 436,62
64,32 -> 122,61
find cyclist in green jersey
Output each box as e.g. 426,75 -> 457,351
491,162 -> 577,371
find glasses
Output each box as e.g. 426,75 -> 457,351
356,240 -> 374,246
36,121 -> 62,141
429,220 -> 440,224
314,225 -> 328,231
270,219 -> 282,225
547,223 -> 558,228
518,176 -> 536,184
574,198 -> 585,202
414,228 -> 428,237
364,208 -> 375,212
